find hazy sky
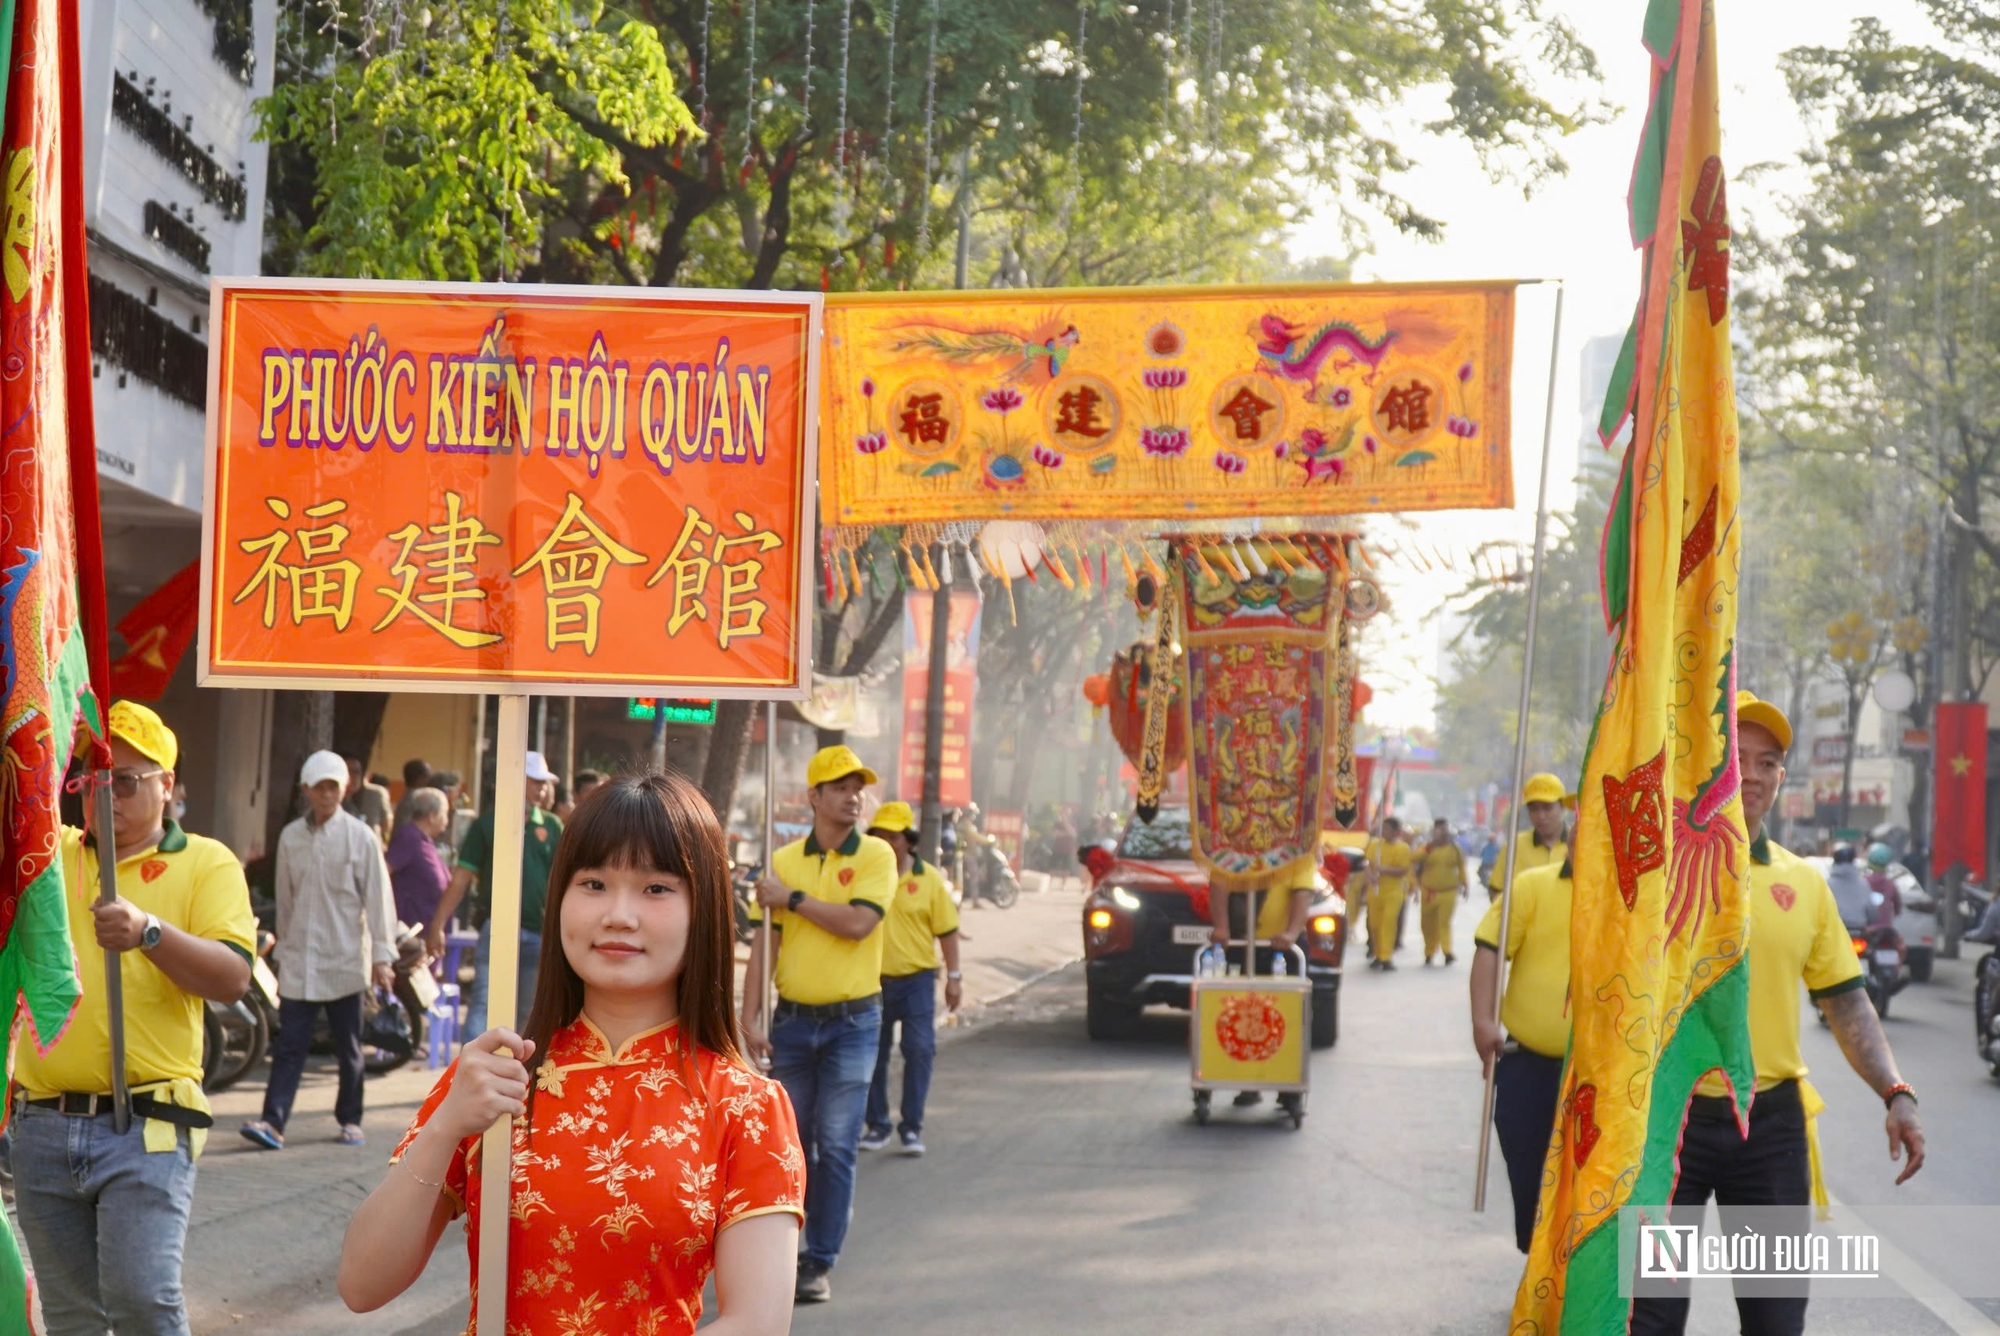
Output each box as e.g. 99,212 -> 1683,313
1285,2 -> 1939,732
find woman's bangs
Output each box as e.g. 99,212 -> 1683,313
563,781 -> 689,881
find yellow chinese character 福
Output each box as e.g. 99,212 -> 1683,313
644,507 -> 785,648
372,491 -> 503,648
232,497 -> 362,630
510,491 -> 646,653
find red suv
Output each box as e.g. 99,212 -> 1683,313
1080,807 -> 1347,1045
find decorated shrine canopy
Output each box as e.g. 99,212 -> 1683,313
199,280 -> 820,697
820,281 -> 1517,525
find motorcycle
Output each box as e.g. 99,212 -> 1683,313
1851,922 -> 1908,1019
201,930 -> 281,1092
963,842 -> 1021,909
732,861 -> 763,945
1967,889 -> 2000,1079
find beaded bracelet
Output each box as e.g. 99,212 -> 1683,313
1882,1081 -> 1917,1110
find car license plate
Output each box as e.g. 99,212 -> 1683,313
1172,925 -> 1212,945
1874,949 -> 1901,967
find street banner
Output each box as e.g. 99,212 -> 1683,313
1933,703 -> 1988,882
0,0 -> 114,1320
1521,5 -> 1754,1332
820,282 -> 1516,525
199,279 -> 821,698
898,590 -> 980,807
1173,536 -> 1344,893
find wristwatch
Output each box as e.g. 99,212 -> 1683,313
788,889 -> 807,912
945,970 -> 963,981
139,913 -> 163,952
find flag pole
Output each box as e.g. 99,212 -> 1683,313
761,700 -> 778,1054
92,778 -> 131,1134
1474,280 -> 1565,1213
476,693 -> 530,1332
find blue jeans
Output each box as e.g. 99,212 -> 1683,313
12,1102 -> 198,1336
263,993 -> 365,1132
866,972 -> 938,1137
465,924 -> 541,1038
770,1002 -> 881,1270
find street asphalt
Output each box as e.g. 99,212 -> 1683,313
12,890 -> 1995,1334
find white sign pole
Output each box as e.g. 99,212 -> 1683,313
476,693 -> 530,1331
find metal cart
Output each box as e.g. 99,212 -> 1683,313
1189,934 -> 1312,1129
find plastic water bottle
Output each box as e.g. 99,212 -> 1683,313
1270,953 -> 1288,977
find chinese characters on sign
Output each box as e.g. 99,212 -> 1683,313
821,283 -> 1517,523
899,590 -> 981,809
203,281 -> 819,696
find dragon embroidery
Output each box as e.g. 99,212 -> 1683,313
1254,316 -> 1396,386
1664,648 -> 1743,945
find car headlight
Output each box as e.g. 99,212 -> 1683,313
1110,886 -> 1142,911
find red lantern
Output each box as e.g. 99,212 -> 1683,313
1082,673 -> 1111,708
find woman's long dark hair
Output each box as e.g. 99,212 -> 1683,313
520,772 -> 742,1102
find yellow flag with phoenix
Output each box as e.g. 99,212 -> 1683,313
1512,3 -> 1753,1331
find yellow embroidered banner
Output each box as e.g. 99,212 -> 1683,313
820,282 -> 1516,525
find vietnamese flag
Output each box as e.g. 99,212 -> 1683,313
1934,703 -> 1988,882
109,559 -> 200,701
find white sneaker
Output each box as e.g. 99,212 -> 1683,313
857,1128 -> 893,1152
898,1130 -> 925,1157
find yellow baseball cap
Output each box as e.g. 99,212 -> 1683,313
109,700 -> 177,770
1523,773 -> 1564,805
1736,690 -> 1793,754
807,744 -> 879,788
868,801 -> 916,835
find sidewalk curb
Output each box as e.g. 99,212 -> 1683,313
941,954 -> 1082,1045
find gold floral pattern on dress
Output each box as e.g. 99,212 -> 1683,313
392,1017 -> 804,1336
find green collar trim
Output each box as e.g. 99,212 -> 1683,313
910,855 -> 926,874
86,819 -> 187,857
805,828 -> 862,857
1532,830 -> 1559,850
1750,832 -> 1772,866
1559,857 -> 1573,878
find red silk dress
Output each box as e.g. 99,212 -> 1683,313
393,1017 -> 805,1333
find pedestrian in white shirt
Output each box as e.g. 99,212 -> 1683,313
241,750 -> 396,1150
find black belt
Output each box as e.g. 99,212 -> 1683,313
774,993 -> 882,1021
1688,1078 -> 1798,1123
882,969 -> 937,980
21,1091 -> 215,1130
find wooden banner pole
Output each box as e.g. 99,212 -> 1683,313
476,693 -> 530,1330
1474,280 -> 1564,1213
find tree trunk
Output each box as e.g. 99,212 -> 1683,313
330,692 -> 390,770
700,699 -> 757,827
265,690 -> 334,858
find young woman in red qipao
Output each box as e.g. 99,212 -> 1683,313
338,773 -> 805,1334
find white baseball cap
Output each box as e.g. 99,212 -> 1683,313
300,750 -> 347,789
525,751 -> 556,782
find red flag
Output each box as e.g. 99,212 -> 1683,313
1934,703 -> 1988,882
109,559 -> 199,700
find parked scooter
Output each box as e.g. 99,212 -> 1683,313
1966,885 -> 2000,1079
201,929 -> 281,1092
731,860 -> 763,945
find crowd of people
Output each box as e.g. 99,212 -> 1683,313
5,688 -> 1941,1336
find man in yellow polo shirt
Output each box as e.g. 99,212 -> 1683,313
858,801 -> 962,1159
13,702 -> 255,1335
1363,817 -> 1415,969
1631,693 -> 1925,1336
1470,858 -> 1572,1252
1418,817 -> 1468,966
740,745 -> 895,1305
1486,772 -> 1569,900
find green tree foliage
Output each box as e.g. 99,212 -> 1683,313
1433,473 -> 1614,796
263,0 -> 1600,290
1747,6 -> 2000,701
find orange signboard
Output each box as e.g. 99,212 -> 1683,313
198,280 -> 820,697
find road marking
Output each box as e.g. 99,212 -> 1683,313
1831,1194 -> 2000,1336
